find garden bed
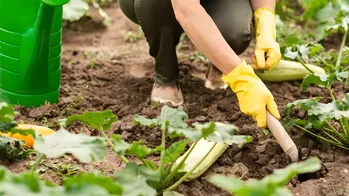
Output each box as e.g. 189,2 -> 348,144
3,2 -> 349,196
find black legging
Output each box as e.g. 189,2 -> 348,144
119,0 -> 254,84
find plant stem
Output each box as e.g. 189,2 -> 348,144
30,153 -> 45,172
159,127 -> 167,179
295,125 -> 349,150
296,57 -> 314,74
344,118 -> 349,138
325,120 -> 349,144
327,87 -> 336,101
164,162 -> 174,176
99,128 -> 129,163
165,143 -> 217,192
140,158 -> 156,170
315,55 -> 331,68
162,141 -> 198,188
340,119 -> 348,136
322,128 -> 342,144
336,29 -> 348,69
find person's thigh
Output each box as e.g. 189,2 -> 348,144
134,0 -> 183,42
118,0 -> 139,24
202,0 -> 254,55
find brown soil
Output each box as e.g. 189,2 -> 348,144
3,2 -> 349,196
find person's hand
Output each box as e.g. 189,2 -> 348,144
221,59 -> 280,128
252,8 -> 281,71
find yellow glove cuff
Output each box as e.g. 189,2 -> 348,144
254,8 -> 277,40
221,59 -> 259,91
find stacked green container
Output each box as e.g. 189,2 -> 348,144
0,0 -> 69,107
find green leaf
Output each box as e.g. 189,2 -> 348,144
0,166 -> 121,196
284,98 -> 320,119
111,134 -> 161,158
306,100 -> 349,121
194,122 -> 253,146
169,121 -> 252,146
5,128 -> 36,137
0,102 -> 14,123
338,0 -> 349,13
299,0 -> 328,21
127,141 -> 160,158
114,162 -> 159,195
261,157 -> 321,185
0,166 -> 59,195
342,93 -> 349,109
64,172 -> 123,195
208,157 -> 321,196
314,2 -> 341,22
65,110 -> 118,131
326,15 -> 349,33
0,122 -> 17,132
135,106 -> 251,147
301,71 -> 348,90
134,106 -> 188,131
283,47 -> 298,59
111,134 -> 132,154
301,73 -> 327,89
284,98 -> 330,129
142,159 -> 158,170
274,187 -> 293,196
163,139 -> 190,164
134,115 -> 158,127
297,44 -> 310,60
63,0 -> 89,22
0,136 -> 29,162
34,128 -> 107,163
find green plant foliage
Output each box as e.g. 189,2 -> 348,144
34,128 -> 107,163
208,158 -> 322,196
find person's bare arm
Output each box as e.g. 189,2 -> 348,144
250,0 -> 276,11
171,0 -> 241,75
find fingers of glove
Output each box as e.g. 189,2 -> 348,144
255,108 -> 267,128
265,49 -> 281,70
267,100 -> 281,119
254,50 -> 266,70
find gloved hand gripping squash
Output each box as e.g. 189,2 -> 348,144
222,59 -> 281,128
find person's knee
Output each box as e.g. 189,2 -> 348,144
224,24 -> 253,55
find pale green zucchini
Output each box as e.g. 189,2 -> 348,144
172,139 -> 229,181
255,60 -> 326,82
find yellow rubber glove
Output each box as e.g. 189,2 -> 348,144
252,8 -> 281,71
222,59 -> 280,128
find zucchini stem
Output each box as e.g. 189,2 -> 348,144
296,57 -> 314,74
336,28 -> 348,69
162,141 -> 198,188
159,126 -> 167,180
295,125 -> 349,150
164,162 -> 174,176
324,120 -> 349,144
343,118 -> 349,139
99,126 -> 129,163
165,143 -> 217,192
315,55 -> 331,68
327,87 -> 336,102
322,128 -> 342,144
30,153 -> 45,172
